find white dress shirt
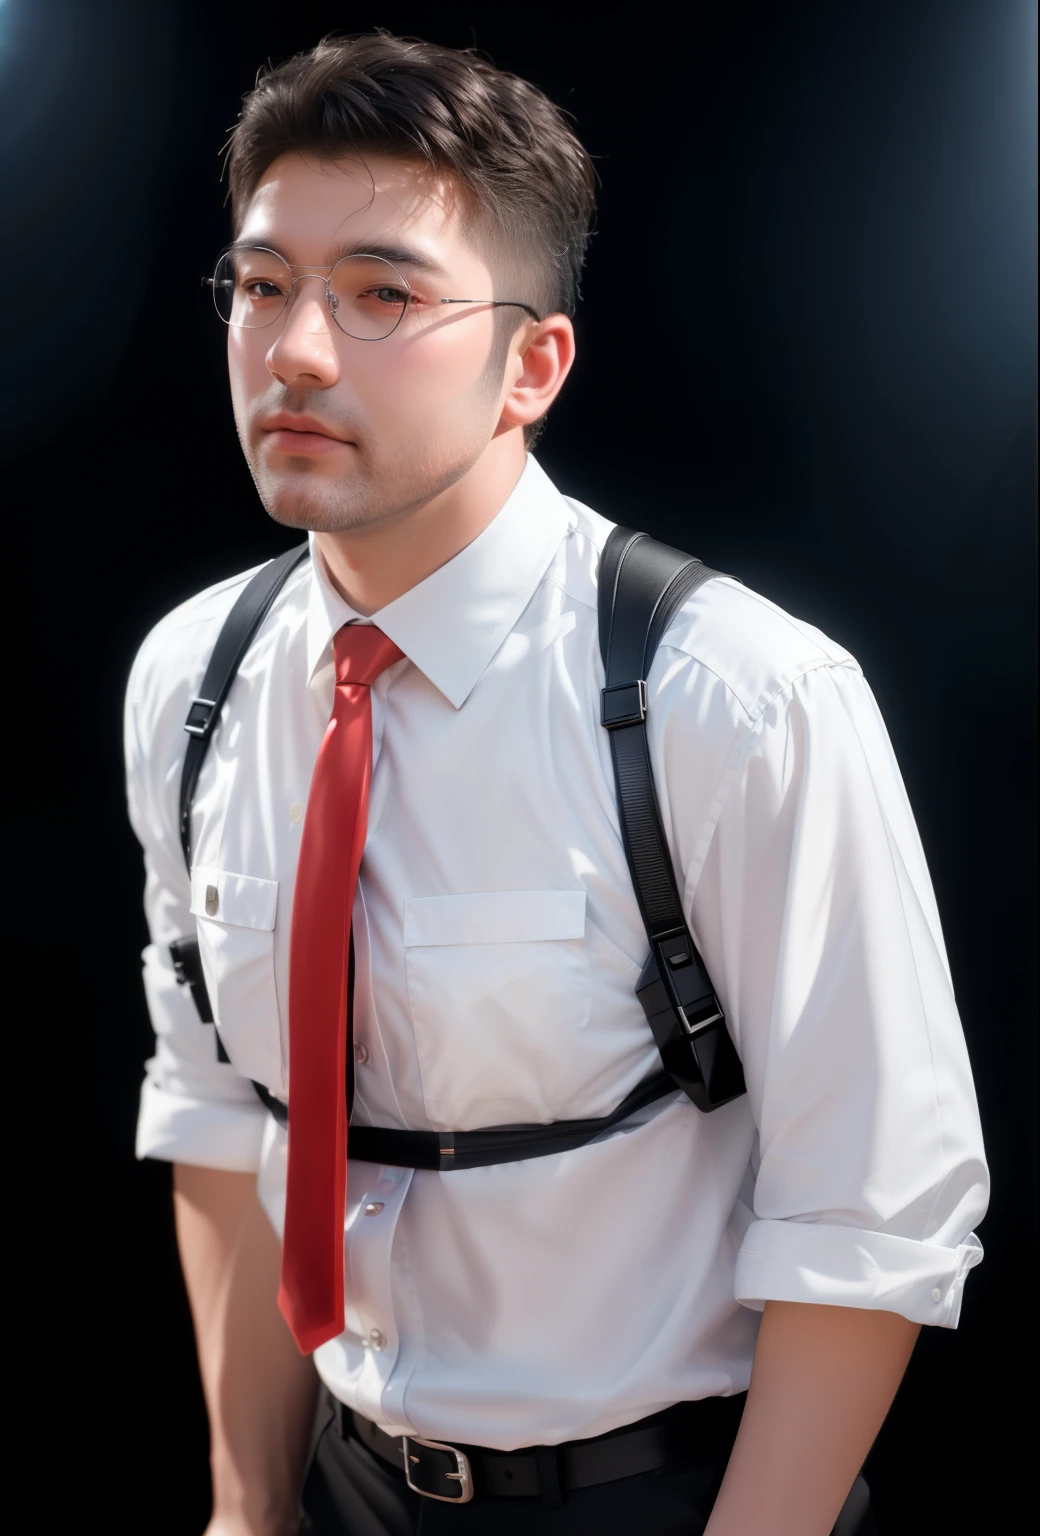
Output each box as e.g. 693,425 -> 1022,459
126,454 -> 988,1449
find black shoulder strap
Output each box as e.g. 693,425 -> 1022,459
598,525 -> 746,1111
178,543 -> 310,869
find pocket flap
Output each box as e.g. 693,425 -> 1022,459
190,867 -> 279,931
403,889 -> 586,947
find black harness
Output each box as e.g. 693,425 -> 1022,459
168,524 -> 746,1167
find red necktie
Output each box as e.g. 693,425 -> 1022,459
279,622 -> 405,1355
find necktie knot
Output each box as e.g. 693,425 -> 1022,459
334,623 -> 405,686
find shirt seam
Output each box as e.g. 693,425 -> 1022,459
680,659 -> 867,912
681,580 -> 852,668
541,569 -> 858,729
657,640 -> 757,723
541,571 -> 597,614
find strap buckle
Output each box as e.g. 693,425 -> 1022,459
169,936 -> 202,989
183,696 -> 217,738
677,997 -> 725,1037
600,679 -> 647,729
403,1436 -> 475,1502
651,927 -> 725,1039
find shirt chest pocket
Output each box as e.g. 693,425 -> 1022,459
403,889 -> 591,1130
190,867 -> 283,1091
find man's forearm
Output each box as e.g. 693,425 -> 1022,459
705,1299 -> 920,1536
173,1164 -> 319,1536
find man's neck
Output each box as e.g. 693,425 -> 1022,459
315,436 -> 528,617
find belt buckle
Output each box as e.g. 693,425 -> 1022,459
403,1436 -> 474,1503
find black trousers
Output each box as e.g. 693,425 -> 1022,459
301,1393 -> 878,1536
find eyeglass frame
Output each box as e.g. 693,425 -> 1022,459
203,243 -> 543,340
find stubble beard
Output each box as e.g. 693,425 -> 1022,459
240,343 -> 511,535
244,413 -> 495,537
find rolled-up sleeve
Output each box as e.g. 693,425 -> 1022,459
693,660 -> 988,1327
125,628 -> 267,1173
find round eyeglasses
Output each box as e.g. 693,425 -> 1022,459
205,246 -> 541,341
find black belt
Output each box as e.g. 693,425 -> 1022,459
253,1069 -> 679,1170
337,1394 -> 747,1504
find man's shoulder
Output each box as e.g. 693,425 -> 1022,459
660,573 -> 861,725
558,496 -> 861,722
127,560 -> 270,715
124,551 -> 313,769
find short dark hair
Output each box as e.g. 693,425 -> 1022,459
225,32 -> 598,446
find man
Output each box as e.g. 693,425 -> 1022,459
125,32 -> 989,1536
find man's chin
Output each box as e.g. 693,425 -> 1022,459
255,469 -> 370,534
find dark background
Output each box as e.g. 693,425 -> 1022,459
5,0 -> 1035,1529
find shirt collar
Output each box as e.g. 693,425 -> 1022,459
305,454 -> 571,709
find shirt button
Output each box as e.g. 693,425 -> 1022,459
369,1328 -> 386,1351
931,1287 -> 942,1303
353,1041 -> 370,1065
289,802 -> 305,824
364,1202 -> 385,1216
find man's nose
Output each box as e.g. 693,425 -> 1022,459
265,277 -> 340,389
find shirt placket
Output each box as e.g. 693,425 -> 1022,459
342,669 -> 412,1421
343,1162 -> 413,1419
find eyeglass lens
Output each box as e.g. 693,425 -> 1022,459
211,248 -> 411,339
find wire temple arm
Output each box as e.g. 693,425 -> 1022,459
439,299 -> 542,321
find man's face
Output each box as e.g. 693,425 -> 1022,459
228,151 -> 528,533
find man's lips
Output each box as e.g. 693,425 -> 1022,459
259,414 -> 354,456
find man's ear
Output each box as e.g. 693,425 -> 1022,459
496,314 -> 576,433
